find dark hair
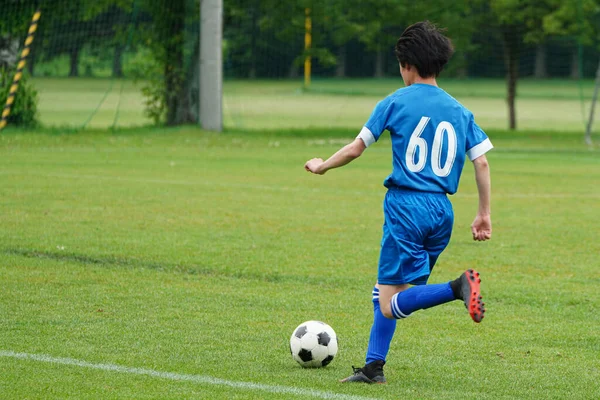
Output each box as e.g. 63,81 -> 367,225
394,21 -> 454,78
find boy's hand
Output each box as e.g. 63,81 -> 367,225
471,214 -> 492,241
305,158 -> 325,174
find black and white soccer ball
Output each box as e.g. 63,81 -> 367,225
289,320 -> 338,368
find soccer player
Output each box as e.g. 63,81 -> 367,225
304,21 -> 492,384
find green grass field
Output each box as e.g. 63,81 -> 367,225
1,125 -> 599,399
32,77 -> 600,133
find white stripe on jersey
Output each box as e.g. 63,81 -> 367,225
467,138 -> 494,161
357,126 -> 376,147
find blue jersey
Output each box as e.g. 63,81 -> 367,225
358,84 -> 493,194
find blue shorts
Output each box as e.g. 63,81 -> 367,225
378,188 -> 454,286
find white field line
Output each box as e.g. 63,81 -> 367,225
1,171 -> 599,199
0,351 -> 379,400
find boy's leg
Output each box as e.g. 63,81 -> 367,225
377,205 -> 456,321
340,281 -> 459,384
379,282 -> 455,319
342,190 -> 437,384
342,191 -> 485,384
365,285 -> 404,363
379,271 -> 485,322
340,284 -> 405,384
421,201 -> 485,322
375,195 -> 479,320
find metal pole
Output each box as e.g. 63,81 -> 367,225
304,8 -> 311,89
0,9 -> 41,131
200,0 -> 223,132
585,61 -> 600,145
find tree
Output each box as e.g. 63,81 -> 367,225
136,0 -> 198,126
541,0 -> 600,79
343,0 -> 477,78
345,0 -> 408,77
320,0 -> 363,78
0,1 -> 37,71
486,0 -> 556,130
38,1 -> 94,77
255,0 -> 340,78
534,43 -> 548,78
224,0 -> 265,78
27,0 -> 133,78
84,0 -> 135,78
486,0 -> 599,129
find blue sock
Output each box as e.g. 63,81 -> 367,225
365,287 -> 397,364
390,283 -> 456,319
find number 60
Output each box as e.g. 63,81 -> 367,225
405,116 -> 457,177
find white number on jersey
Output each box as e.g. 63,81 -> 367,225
405,117 -> 457,177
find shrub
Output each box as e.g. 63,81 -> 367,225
0,66 -> 39,127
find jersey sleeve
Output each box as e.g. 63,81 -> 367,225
356,97 -> 394,148
465,117 -> 493,161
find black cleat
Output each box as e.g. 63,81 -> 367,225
456,269 -> 485,323
340,360 -> 386,384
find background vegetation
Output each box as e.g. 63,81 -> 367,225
1,0 -> 599,129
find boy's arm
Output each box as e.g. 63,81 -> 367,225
305,138 -> 366,175
471,154 -> 492,241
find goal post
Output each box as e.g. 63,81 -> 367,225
199,0 -> 223,132
585,60 -> 600,145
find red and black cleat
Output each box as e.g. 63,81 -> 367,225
460,269 -> 485,323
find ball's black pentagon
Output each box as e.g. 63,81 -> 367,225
294,325 -> 308,339
321,355 -> 334,367
298,349 -> 313,362
317,332 -> 331,346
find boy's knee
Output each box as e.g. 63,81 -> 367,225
379,302 -> 395,319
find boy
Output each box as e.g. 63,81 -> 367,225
304,21 -> 492,384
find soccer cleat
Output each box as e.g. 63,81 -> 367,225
458,269 -> 485,323
340,360 -> 386,384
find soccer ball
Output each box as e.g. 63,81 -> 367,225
289,320 -> 338,368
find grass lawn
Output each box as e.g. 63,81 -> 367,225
0,127 -> 598,399
31,77 -> 600,133
33,78 -> 150,129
